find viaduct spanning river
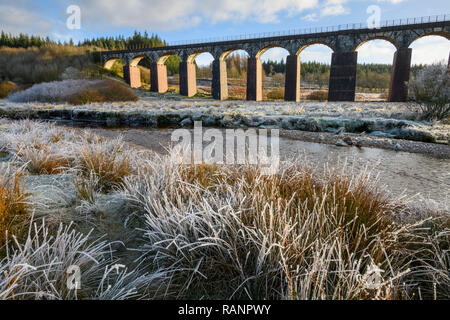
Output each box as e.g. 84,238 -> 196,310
100,15 -> 450,103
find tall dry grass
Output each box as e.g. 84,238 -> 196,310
120,161 -> 402,299
0,166 -> 28,249
307,90 -> 328,101
74,136 -> 135,192
67,80 -> 138,105
120,156 -> 449,300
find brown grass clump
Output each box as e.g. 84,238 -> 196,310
68,80 -> 138,105
20,147 -> 72,175
76,138 -> 133,192
180,163 -> 393,258
0,170 -> 29,249
0,81 -> 17,98
307,90 -> 328,101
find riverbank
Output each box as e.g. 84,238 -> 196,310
83,126 -> 450,210
1,97 -> 449,146
278,130 -> 450,159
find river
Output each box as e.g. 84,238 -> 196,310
88,127 -> 450,210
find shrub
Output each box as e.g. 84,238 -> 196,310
409,63 -> 450,121
7,79 -> 138,104
0,81 -> 17,98
307,90 -> 328,101
266,87 -> 284,100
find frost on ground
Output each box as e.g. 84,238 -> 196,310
0,97 -> 448,143
0,119 -> 449,300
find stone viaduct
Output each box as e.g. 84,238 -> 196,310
100,16 -> 450,102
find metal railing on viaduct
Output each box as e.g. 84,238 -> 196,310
100,14 -> 450,102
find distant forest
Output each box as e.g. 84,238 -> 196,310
0,30 -> 166,50
261,59 -> 425,77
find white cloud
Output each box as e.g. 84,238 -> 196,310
75,0 -> 319,30
302,13 -> 319,22
356,40 -> 397,64
410,36 -> 450,65
0,1 -> 53,36
320,0 -> 350,17
260,47 -> 290,62
377,0 -> 407,4
195,52 -> 214,66
355,36 -> 450,65
299,44 -> 333,63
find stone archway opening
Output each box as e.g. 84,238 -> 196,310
355,39 -> 397,101
297,44 -> 333,101
188,52 -> 214,98
153,53 -> 182,94
129,55 -> 153,89
218,49 -> 249,100
258,47 -> 290,101
103,58 -> 126,80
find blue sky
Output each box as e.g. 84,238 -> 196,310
1,0 -> 449,66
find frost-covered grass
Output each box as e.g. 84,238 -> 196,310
0,222 -> 150,300
7,80 -> 138,105
0,95 -> 419,119
0,119 -> 449,300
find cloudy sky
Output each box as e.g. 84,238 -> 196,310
0,0 -> 449,66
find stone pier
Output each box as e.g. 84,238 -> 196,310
247,57 -> 262,101
212,59 -> 228,100
328,51 -> 358,102
150,63 -> 168,93
284,54 -> 301,102
388,48 -> 412,102
179,61 -> 197,97
123,65 -> 141,88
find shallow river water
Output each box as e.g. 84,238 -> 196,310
89,127 -> 450,210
